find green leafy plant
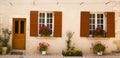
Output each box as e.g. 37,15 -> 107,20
93,44 -> 105,53
39,26 -> 51,36
1,28 -> 11,47
91,41 -> 108,54
0,28 -> 11,54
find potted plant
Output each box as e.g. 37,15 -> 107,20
62,31 -> 83,56
62,49 -> 82,56
90,41 -> 108,56
39,26 -> 51,37
1,28 -> 11,54
93,27 -> 106,37
37,42 -> 50,55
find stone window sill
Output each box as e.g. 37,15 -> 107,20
87,37 -> 109,40
37,37 -> 61,39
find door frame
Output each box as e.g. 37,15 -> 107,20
12,18 -> 26,50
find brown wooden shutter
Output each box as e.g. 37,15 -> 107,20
106,12 -> 115,37
30,11 -> 38,36
54,11 -> 62,37
80,12 -> 90,37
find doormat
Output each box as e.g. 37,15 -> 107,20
11,52 -> 23,55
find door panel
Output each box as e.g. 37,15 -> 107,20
12,18 -> 26,50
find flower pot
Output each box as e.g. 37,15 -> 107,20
97,51 -> 103,56
2,47 -> 7,55
42,51 -> 46,55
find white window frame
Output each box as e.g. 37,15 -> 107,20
38,12 -> 54,37
89,12 -> 106,37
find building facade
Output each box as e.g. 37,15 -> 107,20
0,0 -> 120,54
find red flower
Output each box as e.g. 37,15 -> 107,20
43,26 -> 47,29
97,28 -> 101,32
39,25 -> 51,36
94,27 -> 106,37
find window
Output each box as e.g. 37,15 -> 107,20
30,11 -> 62,37
81,12 -> 115,37
89,13 -> 106,37
38,12 -> 54,37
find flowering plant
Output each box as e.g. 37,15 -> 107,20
37,42 -> 50,52
90,41 -> 108,53
62,31 -> 83,56
93,27 -> 106,37
39,26 -> 51,36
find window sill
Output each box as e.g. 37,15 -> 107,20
37,37 -> 61,39
86,37 -> 109,40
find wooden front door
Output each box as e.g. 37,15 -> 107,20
12,18 -> 26,50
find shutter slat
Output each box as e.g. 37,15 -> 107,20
80,12 -> 90,37
30,11 -> 38,36
106,12 -> 115,37
54,12 -> 62,37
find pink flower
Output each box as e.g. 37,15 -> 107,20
90,41 -> 108,50
91,43 -> 94,46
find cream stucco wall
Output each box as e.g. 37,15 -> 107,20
0,0 -> 120,54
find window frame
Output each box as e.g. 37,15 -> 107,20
89,12 -> 106,37
38,12 -> 54,37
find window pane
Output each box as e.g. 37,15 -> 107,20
93,14 -> 95,18
97,25 -> 100,28
101,25 -> 103,29
39,19 -> 41,23
101,14 -> 103,18
47,19 -> 49,23
50,24 -> 52,28
42,24 -> 44,26
93,25 -> 95,29
43,13 -> 45,18
50,13 -> 52,18
40,13 -> 42,17
101,20 -> 103,24
93,20 -> 95,24
97,20 -> 100,24
97,14 -> 100,18
50,19 -> 52,23
47,13 -> 49,18
42,19 -> 44,23
47,24 -> 49,27
15,21 -> 18,34
20,21 -> 24,34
